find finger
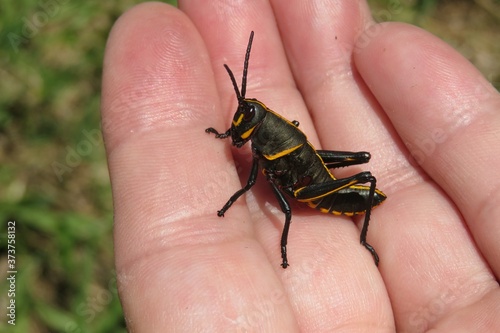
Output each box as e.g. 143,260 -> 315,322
102,3 -> 292,331
271,0 -> 396,262
179,3 -> 331,293
178,0 -> 306,265
356,21 -> 500,278
271,0 -> 386,149
267,0 -> 394,330
354,22 -> 500,331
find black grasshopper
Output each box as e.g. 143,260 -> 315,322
206,31 -> 386,268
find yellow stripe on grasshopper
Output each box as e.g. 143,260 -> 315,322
263,144 -> 303,160
232,113 -> 244,126
240,126 -> 256,139
294,179 -> 359,202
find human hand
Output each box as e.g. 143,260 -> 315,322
101,1 -> 500,331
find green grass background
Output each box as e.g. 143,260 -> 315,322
0,1 -> 498,332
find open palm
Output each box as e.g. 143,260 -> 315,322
102,1 -> 500,331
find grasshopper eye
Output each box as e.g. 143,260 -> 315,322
243,104 -> 255,121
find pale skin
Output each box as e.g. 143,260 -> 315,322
101,1 -> 500,331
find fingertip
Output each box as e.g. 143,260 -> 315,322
102,2 -> 215,153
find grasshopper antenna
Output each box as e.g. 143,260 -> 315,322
241,31 -> 254,99
223,31 -> 254,103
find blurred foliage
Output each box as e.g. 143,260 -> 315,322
0,0 -> 497,332
0,1 -> 177,332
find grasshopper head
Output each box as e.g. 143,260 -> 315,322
230,98 -> 267,148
